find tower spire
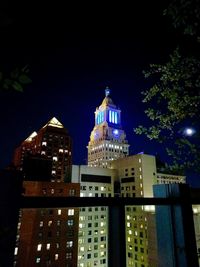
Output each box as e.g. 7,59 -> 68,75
105,86 -> 110,97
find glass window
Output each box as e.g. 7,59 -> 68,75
68,209 -> 74,216
67,220 -> 74,226
66,252 -> 72,259
36,257 -> 40,263
37,244 -> 42,251
67,241 -> 73,248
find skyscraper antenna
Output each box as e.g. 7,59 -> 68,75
105,86 -> 110,97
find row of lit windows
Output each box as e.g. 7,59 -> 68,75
79,230 -> 106,239
39,219 -> 74,228
40,209 -> 74,217
91,143 -> 124,150
81,185 -> 110,191
37,241 -> 73,252
35,252 -> 72,264
78,250 -> 106,258
79,215 -> 106,221
78,236 -> 107,243
80,207 -> 106,212
78,259 -> 106,266
41,188 -> 76,196
79,222 -> 106,228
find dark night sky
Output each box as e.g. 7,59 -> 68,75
1,2 -> 198,185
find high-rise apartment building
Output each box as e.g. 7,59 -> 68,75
72,165 -> 116,267
13,118 -> 80,267
87,87 -> 129,167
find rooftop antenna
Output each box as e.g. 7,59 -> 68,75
105,86 -> 111,97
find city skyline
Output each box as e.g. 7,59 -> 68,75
1,1 -> 199,186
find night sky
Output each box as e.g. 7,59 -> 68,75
2,2 -> 198,185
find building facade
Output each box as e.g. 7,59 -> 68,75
15,181 -> 80,267
72,165 -> 116,267
13,118 -> 80,267
87,88 -> 129,168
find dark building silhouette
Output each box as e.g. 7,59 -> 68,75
0,169 -> 22,267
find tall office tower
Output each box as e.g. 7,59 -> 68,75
14,117 -> 72,182
71,165 -> 116,267
13,118 -> 80,267
87,87 -> 129,168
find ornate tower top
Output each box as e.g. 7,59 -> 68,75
87,88 -> 129,167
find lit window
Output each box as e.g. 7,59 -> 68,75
140,183 -> 143,188
69,189 -> 75,196
17,222 -> 21,230
89,193 -> 92,197
59,149 -> 63,153
68,209 -> 74,216
58,209 -> 61,215
128,237 -> 131,242
51,189 -> 54,194
68,220 -> 74,226
100,222 -> 105,227
139,158 -> 141,163
53,156 -> 58,161
79,223 -> 84,228
42,141 -> 47,146
48,220 -> 53,226
41,151 -> 46,155
128,230 -> 132,235
127,222 -> 131,227
46,243 -> 50,250
67,241 -> 73,248
134,231 -> 138,236
66,252 -> 72,259
39,221 -> 43,227
140,175 -> 142,179
52,170 -> 56,175
14,247 -> 18,255
36,257 -> 40,263
37,244 -> 42,251
139,167 -> 142,172
55,254 -> 59,260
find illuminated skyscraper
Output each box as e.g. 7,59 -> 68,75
14,117 -> 72,182
87,87 -> 129,167
13,118 -> 80,267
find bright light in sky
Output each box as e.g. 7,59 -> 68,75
184,128 -> 195,136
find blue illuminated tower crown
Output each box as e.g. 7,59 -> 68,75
87,87 -> 129,168
95,87 -> 121,129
